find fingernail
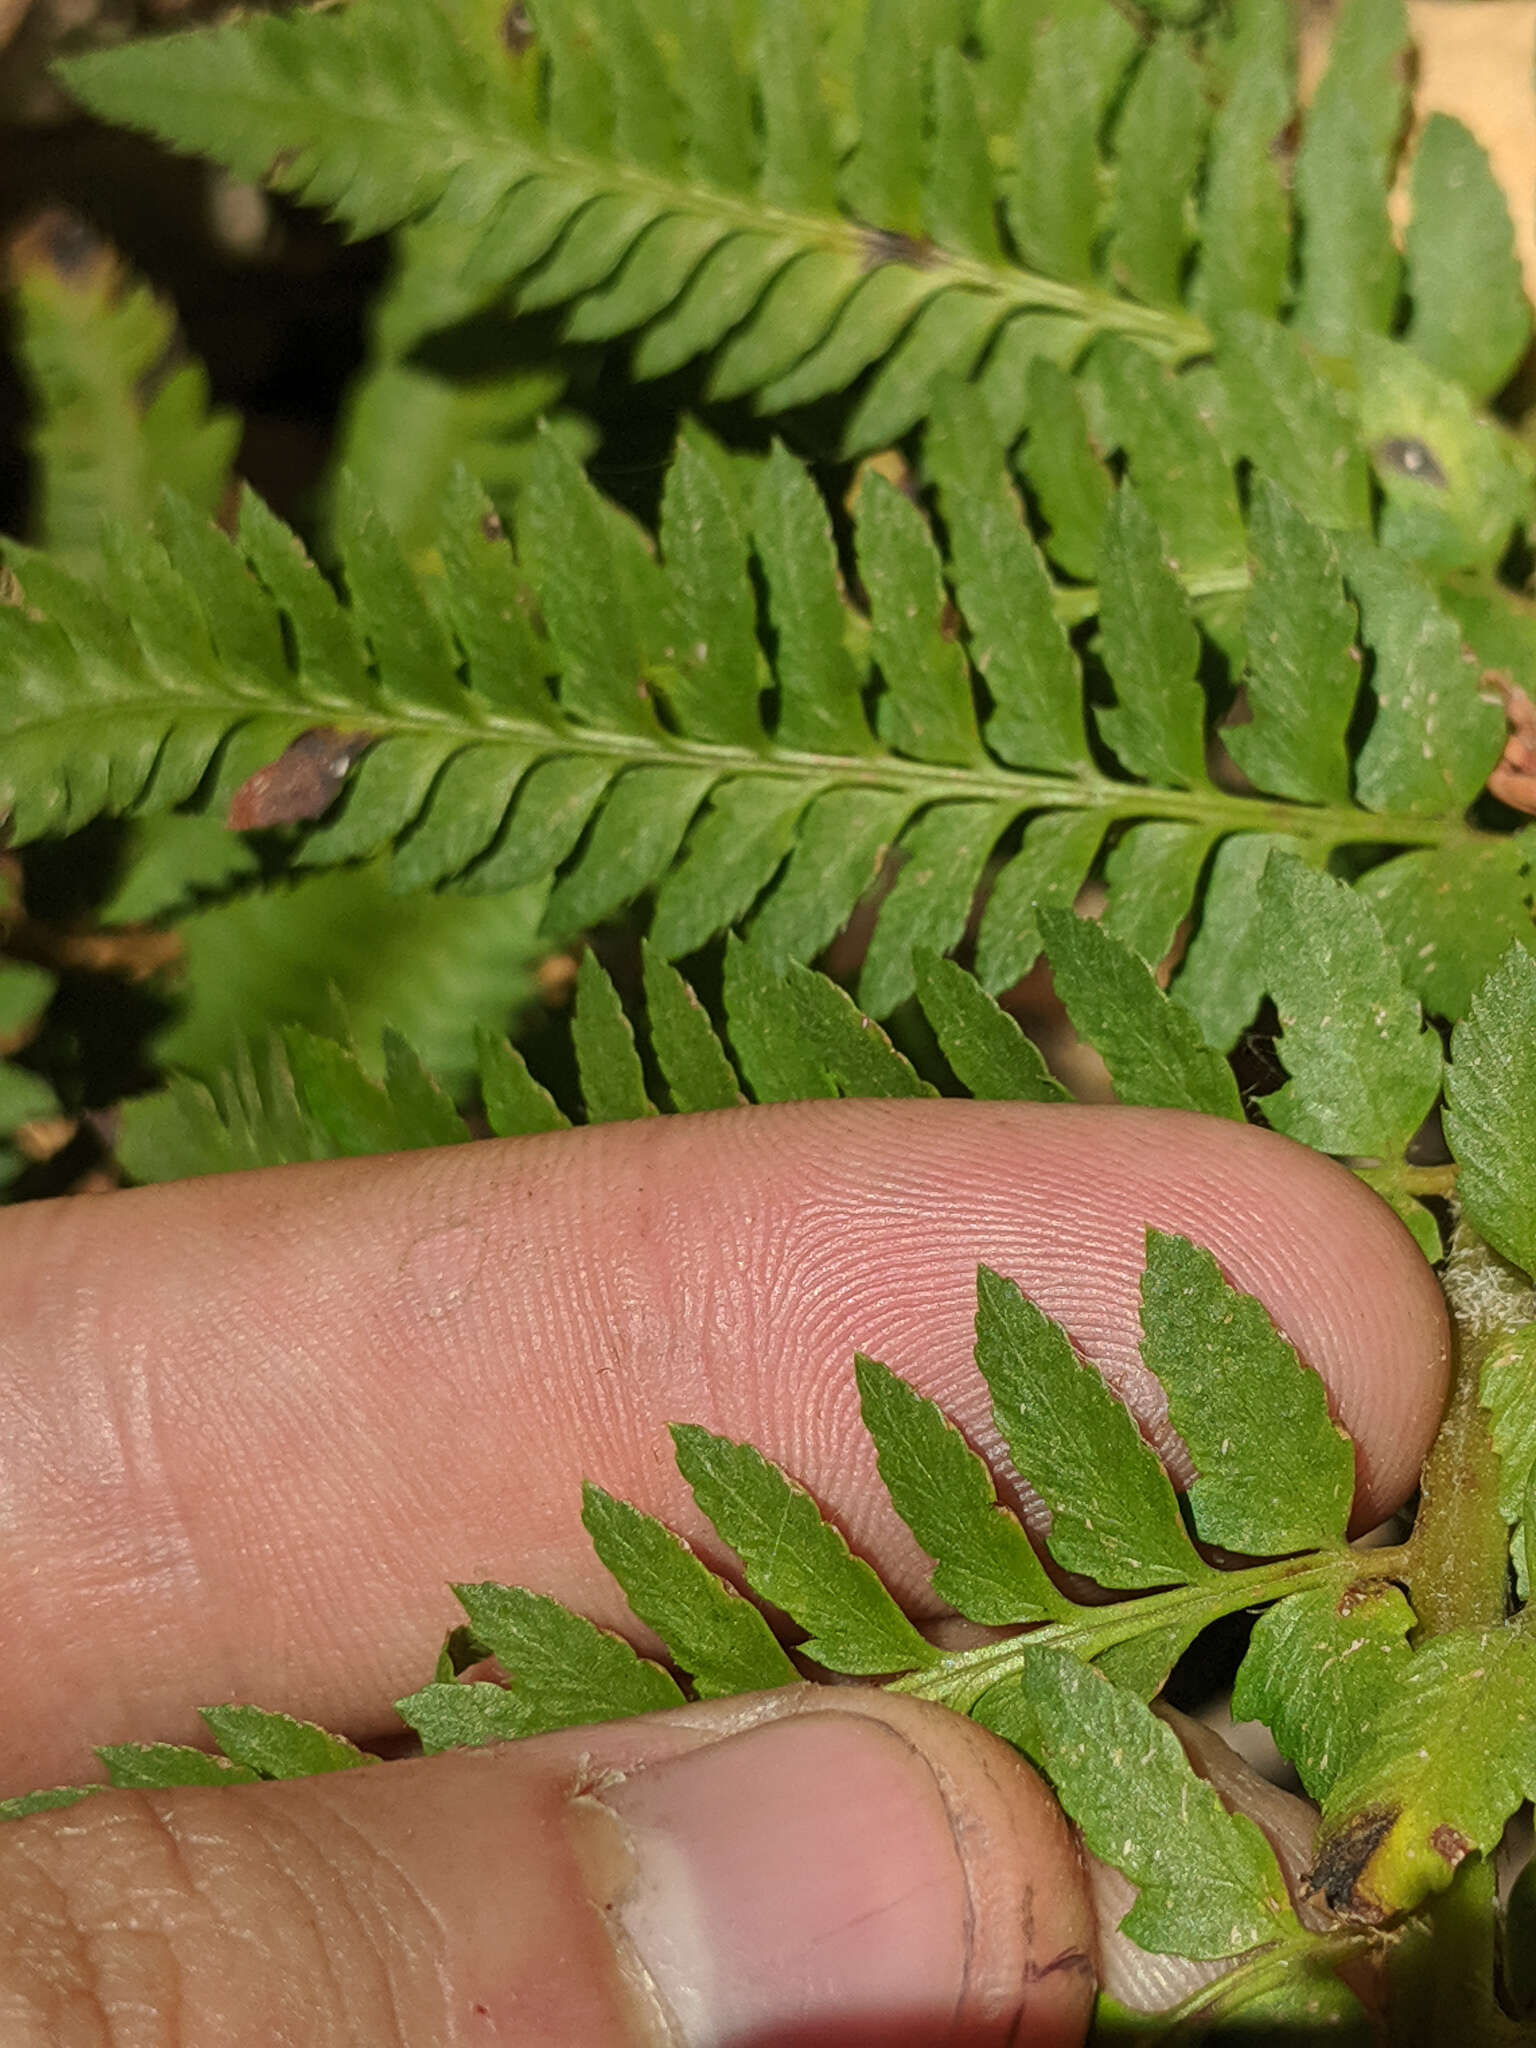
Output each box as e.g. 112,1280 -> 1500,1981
588,1710 -> 972,2046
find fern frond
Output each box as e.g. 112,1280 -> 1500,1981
58,0 -> 1532,455
6,378 -> 1531,1056
3,396 -> 1525,1048
328,216 -> 594,559
7,210 -> 238,572
0,962 -> 60,1188
117,933 -> 1063,1182
147,850 -> 550,1094
116,1017 -> 475,1184
0,867 -> 61,1187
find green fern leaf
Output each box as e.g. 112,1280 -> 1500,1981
141,847 -> 549,1097
1095,484 -> 1208,790
1107,38 -> 1209,312
1038,909 -> 1242,1120
118,1009 -> 484,1186
199,1706 -> 379,1779
856,800 -> 1014,1018
1099,821 -> 1214,970
1291,0 -> 1408,355
1223,480 -> 1359,806
394,1680 -> 541,1754
1359,840 -> 1536,1022
721,937 -> 836,1104
580,1483 -> 799,1697
978,1649 -> 1296,1959
1314,1626 -> 1536,1920
1194,0 -> 1292,321
787,961 -> 935,1099
1212,312 -> 1372,531
1090,338 -> 1247,586
475,1021 -> 571,1136
974,1266 -> 1207,1592
3,430 -> 1524,1057
1009,4 -> 1138,285
285,1025 -> 471,1154
1139,1231 -> 1354,1555
924,376 -> 1086,774
854,1353 -> 1065,1626
53,0 -> 1210,454
1258,854 -> 1443,1160
1017,357 -> 1113,582
912,948 -> 1068,1103
858,469 -> 983,769
117,1038 -> 326,1183
450,1580 -> 686,1732
751,443 -> 872,758
1445,944 -> 1536,1278
1231,1580 -> 1414,1803
669,1422 -> 943,1676
640,945 -> 740,1113
1357,339 -> 1534,576
1405,114 -> 1532,404
1481,1323 -> 1536,1597
1172,830 -> 1313,1051
571,948 -> 656,1124
330,224 -> 586,562
96,1743 -> 260,1791
974,811 -> 1108,995
9,212 -> 237,572
0,949 -> 60,1185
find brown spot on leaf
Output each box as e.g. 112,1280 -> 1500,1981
481,509 -> 505,542
1306,1806 -> 1398,1922
7,206 -> 111,288
1429,1824 -> 1472,1869
1485,673 -> 1536,814
859,225 -> 937,272
1373,436 -> 1448,488
503,3 -> 535,51
227,727 -> 375,831
1336,1577 -> 1399,1618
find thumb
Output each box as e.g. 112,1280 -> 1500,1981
0,1687 -> 1096,2048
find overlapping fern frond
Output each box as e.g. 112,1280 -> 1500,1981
8,209 -> 238,571
117,935 -> 1066,1183
54,0 -> 1532,453
2,385 -> 1528,1051
116,862 -> 1449,1259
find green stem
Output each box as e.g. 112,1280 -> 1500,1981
1389,1858 -> 1509,2048
1140,1930 -> 1376,2042
18,691 -> 1501,863
1407,1223 -> 1523,1640
889,1544 -> 1406,1712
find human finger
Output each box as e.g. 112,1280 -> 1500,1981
0,1101 -> 1448,1791
0,1686 -> 1096,2048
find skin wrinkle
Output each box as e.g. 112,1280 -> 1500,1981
0,1100 -> 1448,1789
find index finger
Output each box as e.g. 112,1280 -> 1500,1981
0,1100 -> 1447,1795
